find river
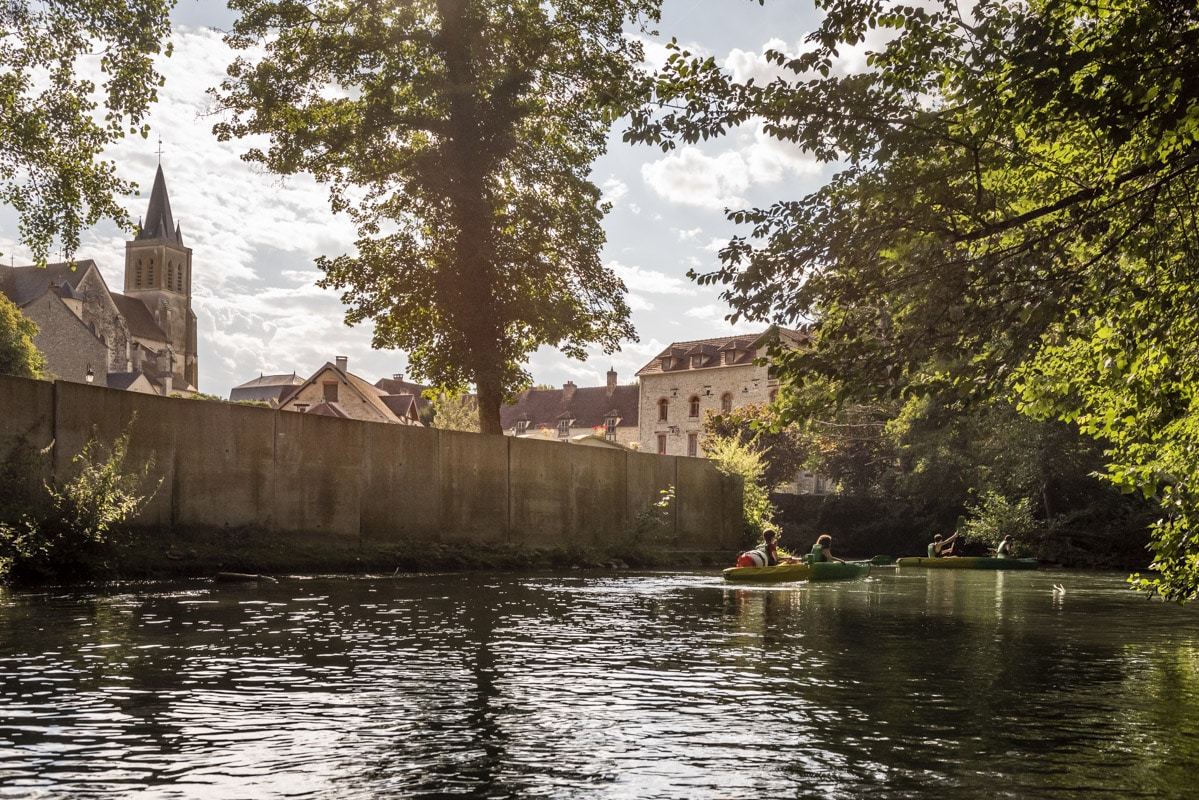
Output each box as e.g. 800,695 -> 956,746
1,567 -> 1197,799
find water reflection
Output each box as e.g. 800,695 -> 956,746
1,570 -> 1197,799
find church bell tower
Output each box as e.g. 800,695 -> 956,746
123,165 -> 198,389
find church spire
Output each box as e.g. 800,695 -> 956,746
135,164 -> 182,246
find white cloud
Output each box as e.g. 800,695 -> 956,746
674,227 -> 703,240
601,176 -> 629,205
609,260 -> 699,296
641,147 -> 751,210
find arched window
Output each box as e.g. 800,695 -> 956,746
688,395 -> 700,418
658,398 -> 669,422
721,392 -> 733,413
769,388 -> 778,403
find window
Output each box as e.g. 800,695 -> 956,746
688,396 -> 700,418
691,354 -> 705,368
657,434 -> 667,455
721,392 -> 733,413
135,259 -> 143,286
515,421 -> 529,435
557,419 -> 571,438
769,388 -> 778,403
147,259 -> 155,286
294,403 -> 309,413
323,381 -> 339,402
658,398 -> 669,422
604,417 -> 617,441
687,433 -> 698,457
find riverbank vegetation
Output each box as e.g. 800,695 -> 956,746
628,0 -> 1199,599
0,421 -> 159,584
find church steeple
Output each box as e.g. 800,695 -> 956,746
135,165 -> 183,246
124,162 -> 197,390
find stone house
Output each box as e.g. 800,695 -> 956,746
0,165 -> 200,395
635,327 -> 808,458
499,368 -> 640,447
278,357 -> 423,425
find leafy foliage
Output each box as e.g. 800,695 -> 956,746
704,435 -> 776,544
701,403 -> 809,490
961,492 -> 1037,555
0,1 -> 174,264
213,0 -> 660,433
430,392 -> 481,433
0,293 -> 46,379
0,420 -> 160,584
628,0 -> 1199,599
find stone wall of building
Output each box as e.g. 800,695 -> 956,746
20,293 -> 111,387
639,362 -> 775,457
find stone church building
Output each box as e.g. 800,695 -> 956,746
0,165 -> 199,394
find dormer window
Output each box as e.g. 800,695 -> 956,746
516,420 -> 529,435
604,417 -> 617,440
557,419 -> 571,438
691,354 -> 704,368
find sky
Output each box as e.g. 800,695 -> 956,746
0,0 -> 848,399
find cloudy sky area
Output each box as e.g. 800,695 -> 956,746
1,0 -> 852,398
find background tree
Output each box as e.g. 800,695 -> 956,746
629,0 -> 1199,599
0,294 -> 46,379
214,0 -> 659,434
0,1 -> 174,264
701,403 -> 809,491
430,392 -> 481,433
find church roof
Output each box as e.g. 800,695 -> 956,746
135,165 -> 183,245
0,260 -> 100,307
111,293 -> 169,342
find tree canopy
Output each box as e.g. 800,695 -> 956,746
213,0 -> 659,434
0,1 -> 174,265
628,0 -> 1199,599
0,293 -> 46,380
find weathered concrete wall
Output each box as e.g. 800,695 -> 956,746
0,375 -> 743,553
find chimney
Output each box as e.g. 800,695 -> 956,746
392,373 -> 403,381
563,380 -> 577,401
606,367 -> 617,395
335,356 -> 348,373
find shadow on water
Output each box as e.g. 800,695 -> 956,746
1,568 -> 1198,799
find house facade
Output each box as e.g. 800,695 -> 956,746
635,328 -> 808,459
499,368 -> 640,447
278,357 -> 423,425
0,165 -> 199,395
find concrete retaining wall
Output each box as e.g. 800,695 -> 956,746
0,374 -> 743,552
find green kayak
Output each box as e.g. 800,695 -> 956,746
722,561 -> 871,583
723,563 -> 810,583
894,556 -> 1038,570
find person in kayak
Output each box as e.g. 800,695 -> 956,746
736,528 -> 801,567
996,534 -> 1015,558
810,534 -> 846,564
928,531 -> 959,557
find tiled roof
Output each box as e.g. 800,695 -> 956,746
232,373 -> 304,390
635,327 -> 809,377
380,393 -> 422,424
111,293 -> 168,341
0,260 -> 99,307
499,382 -> 639,432
374,375 -> 433,412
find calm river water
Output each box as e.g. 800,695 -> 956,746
1,567 -> 1197,799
